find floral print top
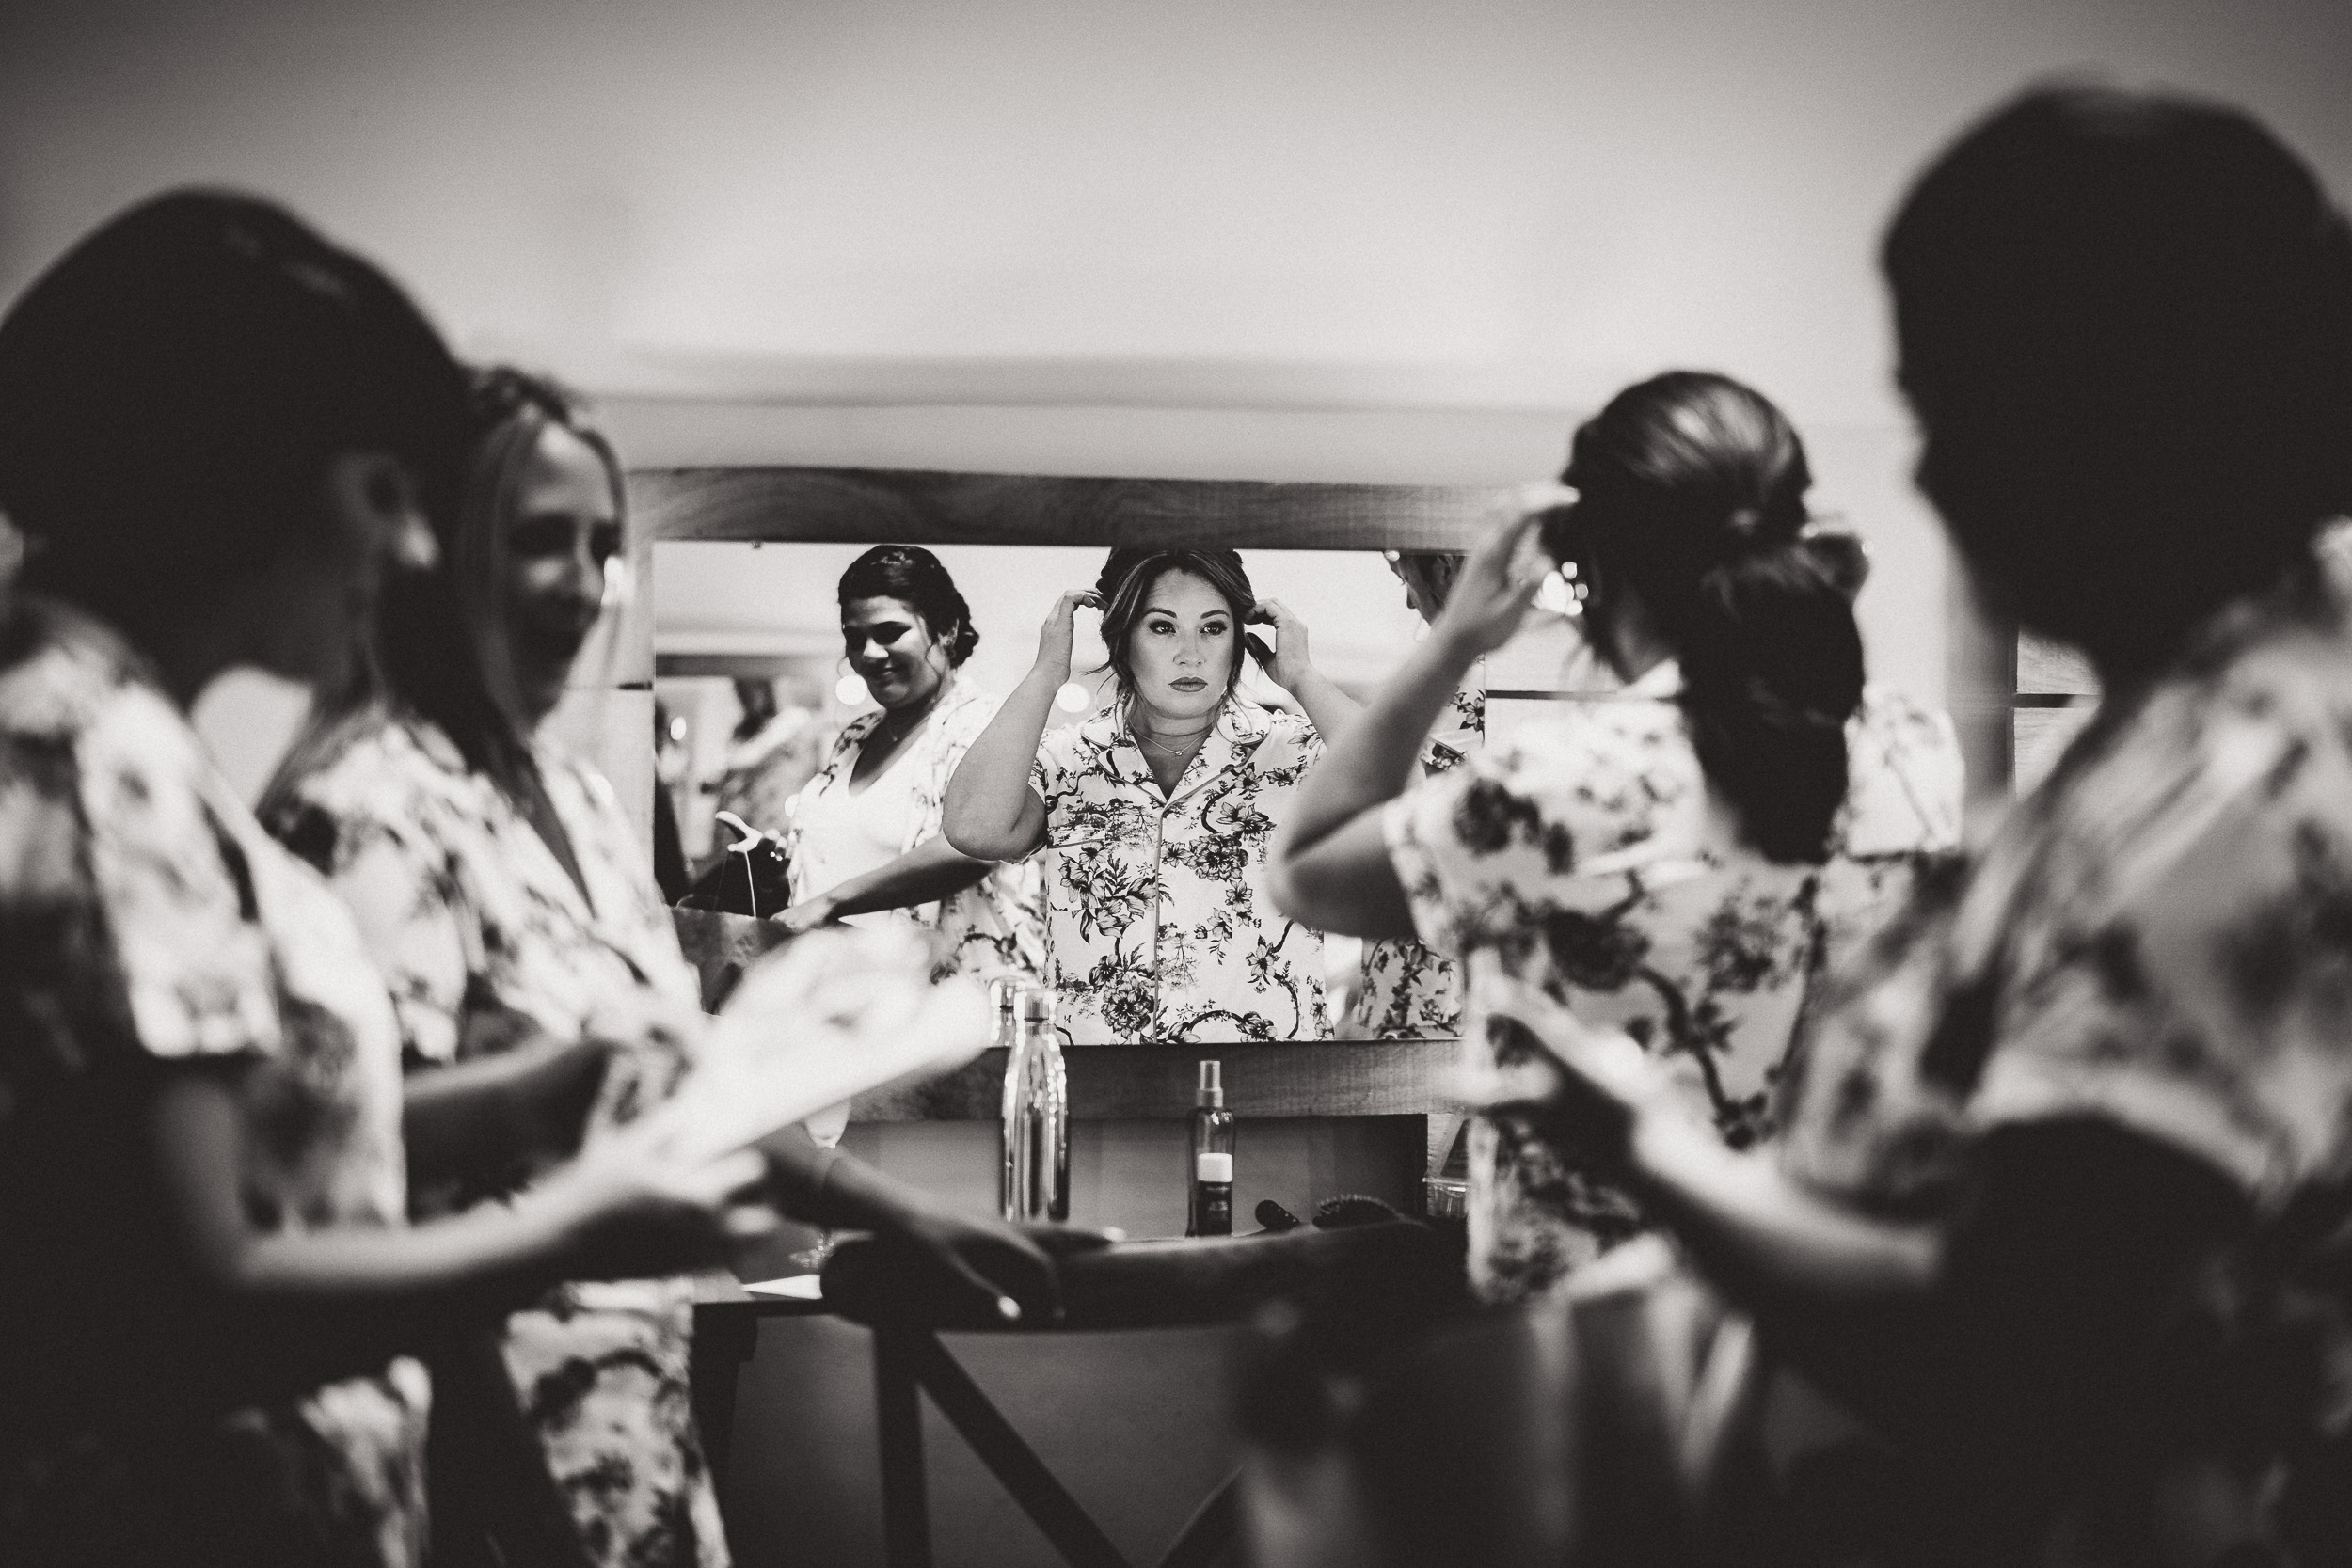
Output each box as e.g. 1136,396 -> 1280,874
1782,541 -> 2352,1216
1388,660 -> 1964,1300
1029,693 -> 1331,1045
1774,534 -> 2352,1561
788,672 -> 1044,985
271,707 -> 726,1568
1351,667 -> 1485,1039
0,603 -> 427,1568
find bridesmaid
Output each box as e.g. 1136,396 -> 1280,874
0,195 -> 765,1568
270,369 -> 1056,1568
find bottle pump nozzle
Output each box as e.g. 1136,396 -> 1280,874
1197,1059 -> 1223,1107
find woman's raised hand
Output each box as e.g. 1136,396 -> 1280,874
1432,486 -> 1573,658
1036,590 -> 1102,680
1245,599 -> 1317,690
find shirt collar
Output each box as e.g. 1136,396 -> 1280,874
1082,690 -> 1273,747
1080,690 -> 1277,798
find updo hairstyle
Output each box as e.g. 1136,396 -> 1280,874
1093,547 -> 1258,697
1543,372 -> 1864,864
1883,85 -> 2352,668
838,546 -> 978,667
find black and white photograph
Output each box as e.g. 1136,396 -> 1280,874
2,2 -> 2350,1563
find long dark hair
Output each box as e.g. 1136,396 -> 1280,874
837,546 -> 978,667
0,190 -> 469,641
1884,84 -> 2352,670
1092,548 -> 1257,699
1544,372 -> 1864,863
372,366 -> 624,792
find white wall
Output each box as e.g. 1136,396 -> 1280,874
8,0 -> 2346,426
11,0 -> 2344,748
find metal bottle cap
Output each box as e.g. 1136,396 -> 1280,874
1021,987 -> 1057,1022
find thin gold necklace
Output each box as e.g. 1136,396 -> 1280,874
1129,717 -> 1214,756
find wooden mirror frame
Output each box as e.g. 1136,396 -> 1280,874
614,464 -> 1517,1123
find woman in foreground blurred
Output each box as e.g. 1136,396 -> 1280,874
1258,85 -> 2352,1567
270,369 -> 1055,1567
0,197 -> 767,1568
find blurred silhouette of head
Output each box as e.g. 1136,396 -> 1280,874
1885,83 -> 2352,673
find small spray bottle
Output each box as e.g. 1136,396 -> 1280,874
1186,1060 -> 1236,1237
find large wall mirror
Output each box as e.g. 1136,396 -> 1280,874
619,466 -> 1612,1118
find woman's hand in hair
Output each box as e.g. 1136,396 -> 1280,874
1245,599 -> 1317,691
1035,590 -> 1102,682
1432,492 -> 1568,658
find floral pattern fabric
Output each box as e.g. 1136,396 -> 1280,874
787,673 -> 1044,984
1782,536 -> 2352,1218
271,707 -> 726,1568
0,603 -> 426,1567
1350,666 -> 1485,1039
1029,694 -> 1331,1045
1772,533 -> 2352,1561
1388,661 -> 1964,1301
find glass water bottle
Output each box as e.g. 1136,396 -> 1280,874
991,979 -> 1025,1219
1000,986 -> 1069,1223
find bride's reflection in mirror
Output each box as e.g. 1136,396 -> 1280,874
659,542 -> 1514,1039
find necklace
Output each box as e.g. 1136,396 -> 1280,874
1129,720 -> 1214,756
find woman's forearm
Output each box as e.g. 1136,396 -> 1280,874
402,1034 -> 607,1189
942,665 -> 1057,859
1279,628 -> 1480,854
817,835 -> 995,919
1602,1108 -> 1948,1431
1281,666 -> 1364,743
1624,1111 -> 1941,1309
151,1068 -> 596,1405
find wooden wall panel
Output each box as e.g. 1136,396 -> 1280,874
629,466 -> 1514,552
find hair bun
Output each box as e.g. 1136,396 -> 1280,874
1797,529 -> 1870,600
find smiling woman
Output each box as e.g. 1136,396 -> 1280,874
942,547 -> 1364,1045
774,546 -> 1045,986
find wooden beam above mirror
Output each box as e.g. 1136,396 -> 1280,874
628,465 -> 1514,551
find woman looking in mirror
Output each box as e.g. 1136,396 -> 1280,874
1257,87 -> 2352,1564
775,546 -> 1043,985
268,373 -> 1056,1568
0,197 -> 773,1568
944,548 -> 1359,1044
1270,372 -> 1963,1302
